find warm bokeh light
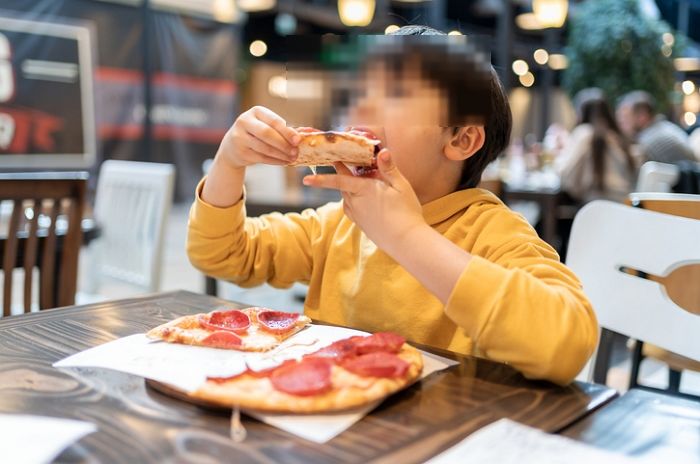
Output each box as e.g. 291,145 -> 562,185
338,0 -> 375,27
448,30 -> 463,36
238,0 -> 276,12
384,24 -> 400,34
685,93 -> 700,114
520,72 -> 535,87
268,75 -> 287,98
249,40 -> 268,57
684,112 -> 697,127
662,32 -> 675,46
512,59 -> 529,76
682,80 -> 696,95
532,0 -> 568,28
548,54 -> 568,70
675,57 -> 700,72
534,49 -> 549,65
212,0 -> 240,23
661,44 -> 673,57
515,13 -> 542,30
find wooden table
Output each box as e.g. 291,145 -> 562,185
0,291 -> 616,463
561,388 -> 700,464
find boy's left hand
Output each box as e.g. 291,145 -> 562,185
303,149 -> 426,253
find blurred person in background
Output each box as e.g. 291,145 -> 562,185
616,90 -> 695,164
558,88 -> 639,203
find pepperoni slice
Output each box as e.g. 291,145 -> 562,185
341,352 -> 409,378
201,310 -> 250,333
269,358 -> 333,396
309,336 -> 363,360
354,332 -> 406,355
201,331 -> 243,349
257,310 -> 300,334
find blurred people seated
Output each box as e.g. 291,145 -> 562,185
557,88 -> 639,203
616,90 -> 695,164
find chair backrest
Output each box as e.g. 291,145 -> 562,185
635,161 -> 680,193
567,200 -> 700,376
92,160 -> 175,292
0,172 -> 87,315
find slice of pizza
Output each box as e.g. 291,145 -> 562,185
191,332 -> 424,413
146,307 -> 311,352
290,127 -> 382,175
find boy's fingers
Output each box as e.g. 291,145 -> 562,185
377,149 -> 407,189
246,132 -> 295,162
243,149 -> 291,166
244,117 -> 295,155
253,106 -> 301,146
302,174 -> 366,194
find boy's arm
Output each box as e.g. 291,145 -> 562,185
304,150 -> 598,385
189,105 -> 317,287
188,179 -> 329,288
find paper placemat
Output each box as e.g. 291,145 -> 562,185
0,414 -> 96,464
426,418 -> 650,464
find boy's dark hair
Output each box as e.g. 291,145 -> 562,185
381,25 -> 512,190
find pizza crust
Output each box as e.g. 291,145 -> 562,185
290,131 -> 379,167
190,343 -> 424,413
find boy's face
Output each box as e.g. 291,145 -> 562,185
343,62 -> 456,194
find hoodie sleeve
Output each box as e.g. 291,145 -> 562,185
443,204 -> 599,385
186,178 -> 330,288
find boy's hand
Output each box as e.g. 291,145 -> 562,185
218,106 -> 300,169
302,149 -> 427,253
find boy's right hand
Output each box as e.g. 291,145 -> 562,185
218,106 -> 301,169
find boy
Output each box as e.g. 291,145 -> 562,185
188,26 -> 598,385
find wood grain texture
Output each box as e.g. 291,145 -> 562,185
561,388 -> 700,464
0,291 -> 616,463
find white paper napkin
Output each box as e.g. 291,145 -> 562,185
0,414 -> 96,464
53,325 -> 459,444
425,418 -> 651,464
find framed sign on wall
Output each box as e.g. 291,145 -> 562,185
0,13 -> 96,169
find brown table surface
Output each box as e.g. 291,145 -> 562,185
0,290 -> 616,463
561,388 -> 700,463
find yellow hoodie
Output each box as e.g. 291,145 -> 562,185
187,180 -> 598,385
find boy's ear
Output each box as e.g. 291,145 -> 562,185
443,126 -> 485,161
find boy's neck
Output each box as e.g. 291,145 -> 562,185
414,170 -> 462,205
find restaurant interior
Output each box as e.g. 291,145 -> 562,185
0,0 -> 699,462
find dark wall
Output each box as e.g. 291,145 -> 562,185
0,0 -> 240,201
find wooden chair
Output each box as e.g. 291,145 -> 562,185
625,193 -> 700,392
0,172 -> 87,315
567,200 -> 700,399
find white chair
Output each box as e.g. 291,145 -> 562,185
635,161 -> 680,193
567,200 -> 700,392
81,160 -> 175,297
